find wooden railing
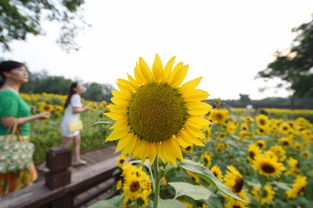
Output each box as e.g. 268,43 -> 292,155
0,147 -> 118,208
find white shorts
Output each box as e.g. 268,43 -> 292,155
61,120 -> 80,138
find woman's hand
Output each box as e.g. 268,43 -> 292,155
84,106 -> 91,111
36,112 -> 50,120
30,105 -> 37,114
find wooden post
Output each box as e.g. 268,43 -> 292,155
45,147 -> 73,208
45,147 -> 72,190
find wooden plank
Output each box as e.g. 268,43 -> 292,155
0,155 -> 118,208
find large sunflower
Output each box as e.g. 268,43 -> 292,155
105,54 -> 212,165
252,154 -> 285,177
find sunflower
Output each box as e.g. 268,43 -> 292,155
104,54 -> 212,165
210,165 -> 223,181
252,154 -> 285,177
247,144 -> 261,162
240,123 -> 249,132
117,155 -> 128,168
186,170 -> 200,183
285,176 -> 307,199
256,114 -> 269,128
227,121 -> 237,135
209,109 -> 229,124
224,166 -> 244,194
123,174 -> 147,200
54,105 -> 63,114
200,153 -> 212,168
293,143 -> 302,151
251,184 -> 275,205
39,103 -> 54,113
255,140 -> 266,149
300,150 -> 311,159
279,137 -> 292,146
269,145 -> 286,161
182,145 -> 194,154
279,122 -> 291,135
225,199 -> 247,208
285,157 -> 300,176
245,116 -> 253,124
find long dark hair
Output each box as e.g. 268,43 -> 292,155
0,60 -> 24,87
64,82 -> 79,108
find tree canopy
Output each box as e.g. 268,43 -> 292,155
0,0 -> 87,52
257,16 -> 313,98
21,70 -> 114,102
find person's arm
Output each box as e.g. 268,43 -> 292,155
1,113 -> 50,128
72,106 -> 90,114
71,94 -> 90,114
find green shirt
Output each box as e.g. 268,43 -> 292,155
0,89 -> 31,136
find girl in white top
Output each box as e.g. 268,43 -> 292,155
61,82 -> 90,166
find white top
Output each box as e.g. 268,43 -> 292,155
61,94 -> 82,137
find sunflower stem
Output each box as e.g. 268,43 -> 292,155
152,156 -> 160,208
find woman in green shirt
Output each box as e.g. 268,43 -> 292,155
0,61 -> 50,195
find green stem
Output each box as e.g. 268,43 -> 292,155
153,157 -> 160,208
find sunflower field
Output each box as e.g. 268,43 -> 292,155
90,55 -> 313,208
20,93 -> 110,163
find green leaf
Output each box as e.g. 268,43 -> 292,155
272,182 -> 290,190
88,120 -> 113,128
158,199 -> 187,208
169,182 -> 212,200
179,159 -> 246,202
88,195 -> 124,208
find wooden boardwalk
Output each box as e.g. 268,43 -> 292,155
0,145 -> 119,208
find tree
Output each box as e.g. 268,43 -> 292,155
257,16 -> 313,98
239,94 -> 251,105
0,0 -> 87,52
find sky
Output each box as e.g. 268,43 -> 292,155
2,0 -> 313,100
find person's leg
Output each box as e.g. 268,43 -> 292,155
73,134 -> 87,166
73,134 -> 81,164
62,136 -> 73,148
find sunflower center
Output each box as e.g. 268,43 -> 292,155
261,162 -> 275,173
130,181 -> 140,192
186,146 -> 192,151
260,119 -> 266,125
249,151 -> 255,160
128,83 -> 187,143
233,206 -> 241,208
234,177 -> 244,193
215,113 -> 223,121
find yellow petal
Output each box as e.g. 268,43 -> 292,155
167,62 -> 183,85
104,112 -> 125,120
110,119 -> 128,129
111,97 -> 129,107
170,65 -> 189,87
180,77 -> 202,93
105,127 -> 130,142
184,125 -> 205,139
127,73 -> 140,87
121,134 -> 137,155
176,135 -> 191,148
152,54 -> 163,83
187,116 -> 210,129
183,89 -> 210,102
179,130 -> 204,146
187,102 -> 212,116
116,78 -> 137,93
147,143 -> 157,164
139,57 -> 153,83
163,56 -> 176,82
134,62 -> 144,84
115,134 -> 133,153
